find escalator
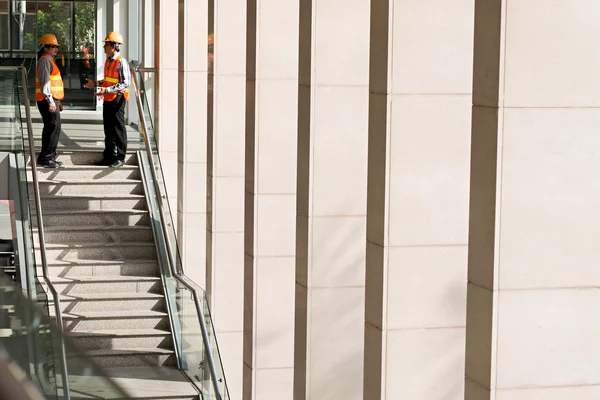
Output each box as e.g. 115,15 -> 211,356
0,65 -> 230,399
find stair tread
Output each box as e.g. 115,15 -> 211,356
44,242 -> 154,248
30,165 -> 138,170
39,225 -> 152,232
47,259 -> 158,266
68,328 -> 171,337
38,194 -> 145,199
61,310 -> 168,319
103,366 -> 199,399
36,179 -> 142,183
84,348 -> 175,356
38,209 -> 148,215
61,292 -> 164,301
52,275 -> 160,283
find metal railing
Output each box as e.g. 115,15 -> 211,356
129,66 -> 224,400
0,65 -> 71,399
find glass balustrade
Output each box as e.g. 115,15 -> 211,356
130,67 -> 230,400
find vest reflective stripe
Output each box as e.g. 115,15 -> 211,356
35,56 -> 64,102
102,56 -> 130,102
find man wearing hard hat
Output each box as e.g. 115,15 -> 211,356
84,32 -> 130,168
35,34 -> 64,168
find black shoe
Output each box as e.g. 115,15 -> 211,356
37,160 -> 61,168
53,160 -> 64,167
109,159 -> 124,168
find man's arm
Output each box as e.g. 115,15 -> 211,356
37,58 -> 55,105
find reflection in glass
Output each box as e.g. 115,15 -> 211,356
132,68 -> 230,399
0,272 -> 131,399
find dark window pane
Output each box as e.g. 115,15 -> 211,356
0,14 -> 7,50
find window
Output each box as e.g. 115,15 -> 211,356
0,1 -> 8,50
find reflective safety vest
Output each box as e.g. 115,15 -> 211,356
102,56 -> 130,102
35,56 -> 64,102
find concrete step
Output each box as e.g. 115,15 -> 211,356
102,366 -> 200,400
33,209 -> 150,227
82,348 -> 177,369
70,394 -> 198,400
32,179 -> 144,195
51,276 -> 162,295
46,151 -> 139,166
37,242 -> 157,261
29,165 -> 141,180
60,292 -> 166,313
36,194 -> 147,211
46,259 -> 159,278
68,329 -> 172,350
38,225 -> 154,244
60,309 -> 170,331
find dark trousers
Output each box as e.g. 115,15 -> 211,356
102,94 -> 127,161
36,100 -> 61,162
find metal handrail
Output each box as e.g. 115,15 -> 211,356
129,67 -> 224,400
0,65 -> 71,399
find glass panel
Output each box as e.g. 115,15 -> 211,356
0,68 -> 24,152
202,290 -> 229,399
0,0 -> 8,50
0,272 -> 131,399
170,278 -> 229,400
132,68 -> 230,400
74,1 -> 96,97
0,277 -> 59,398
36,0 -> 96,110
0,0 -> 96,110
10,1 -> 37,51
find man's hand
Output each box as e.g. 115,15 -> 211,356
49,102 -> 57,113
95,87 -> 106,96
83,78 -> 96,89
58,103 -> 63,112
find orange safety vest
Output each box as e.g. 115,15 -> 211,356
35,56 -> 64,102
102,56 -> 130,102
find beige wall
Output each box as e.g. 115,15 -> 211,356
466,0 -> 600,399
206,0 -> 247,399
365,0 -> 473,399
154,0 -> 599,399
243,0 -> 299,399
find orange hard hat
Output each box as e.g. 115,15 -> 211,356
208,33 -> 214,46
39,34 -> 59,47
103,32 -> 123,44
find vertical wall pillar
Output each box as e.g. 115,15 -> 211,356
157,0 -> 179,210
243,0 -> 299,399
364,0 -> 474,398
294,0 -> 370,398
96,0 -> 107,80
176,0 -> 209,287
206,0 -> 246,398
466,1 -> 600,398
113,0 -> 127,44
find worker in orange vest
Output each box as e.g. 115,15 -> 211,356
83,32 -> 130,168
35,34 -> 64,168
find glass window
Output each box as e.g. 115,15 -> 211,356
0,14 -> 8,50
0,1 -> 8,50
10,1 -> 37,51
